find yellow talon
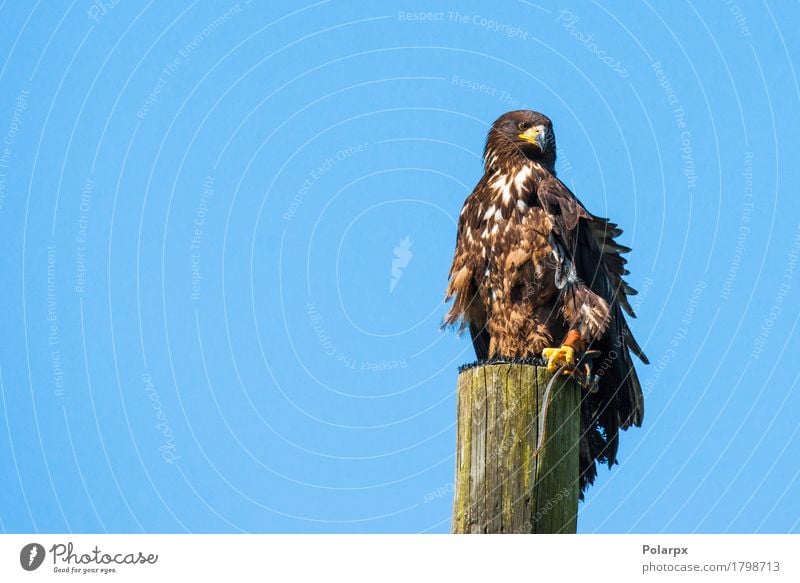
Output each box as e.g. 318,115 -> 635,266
542,345 -> 576,374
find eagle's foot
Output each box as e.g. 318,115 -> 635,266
573,350 -> 601,391
542,345 -> 576,374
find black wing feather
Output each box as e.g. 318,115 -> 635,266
537,175 -> 647,495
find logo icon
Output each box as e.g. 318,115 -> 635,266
20,543 -> 46,571
390,236 -> 413,293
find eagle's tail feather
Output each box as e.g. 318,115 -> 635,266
578,304 -> 645,497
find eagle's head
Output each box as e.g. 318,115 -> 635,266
484,110 -> 556,171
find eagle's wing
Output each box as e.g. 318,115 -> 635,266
537,174 -> 647,361
538,175 -> 647,491
582,216 -> 649,366
444,177 -> 490,360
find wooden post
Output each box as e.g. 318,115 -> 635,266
451,363 -> 580,534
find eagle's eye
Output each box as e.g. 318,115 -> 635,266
517,121 -> 528,131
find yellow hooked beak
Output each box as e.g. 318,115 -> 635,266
518,125 -> 546,149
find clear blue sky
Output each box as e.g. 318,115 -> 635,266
0,1 -> 798,534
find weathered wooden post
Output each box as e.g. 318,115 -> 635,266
451,363 -> 580,534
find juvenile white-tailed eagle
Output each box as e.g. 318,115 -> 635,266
445,110 -> 648,494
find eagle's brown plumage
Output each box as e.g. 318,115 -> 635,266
445,110 -> 648,495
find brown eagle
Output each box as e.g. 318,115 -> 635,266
444,110 -> 648,494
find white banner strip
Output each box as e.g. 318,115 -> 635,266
1,534 -> 797,581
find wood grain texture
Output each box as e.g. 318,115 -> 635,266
452,363 -> 580,534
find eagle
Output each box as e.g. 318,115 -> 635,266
444,110 -> 648,494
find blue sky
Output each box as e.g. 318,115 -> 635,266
0,1 -> 798,533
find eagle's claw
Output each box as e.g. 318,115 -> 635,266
542,345 -> 576,374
